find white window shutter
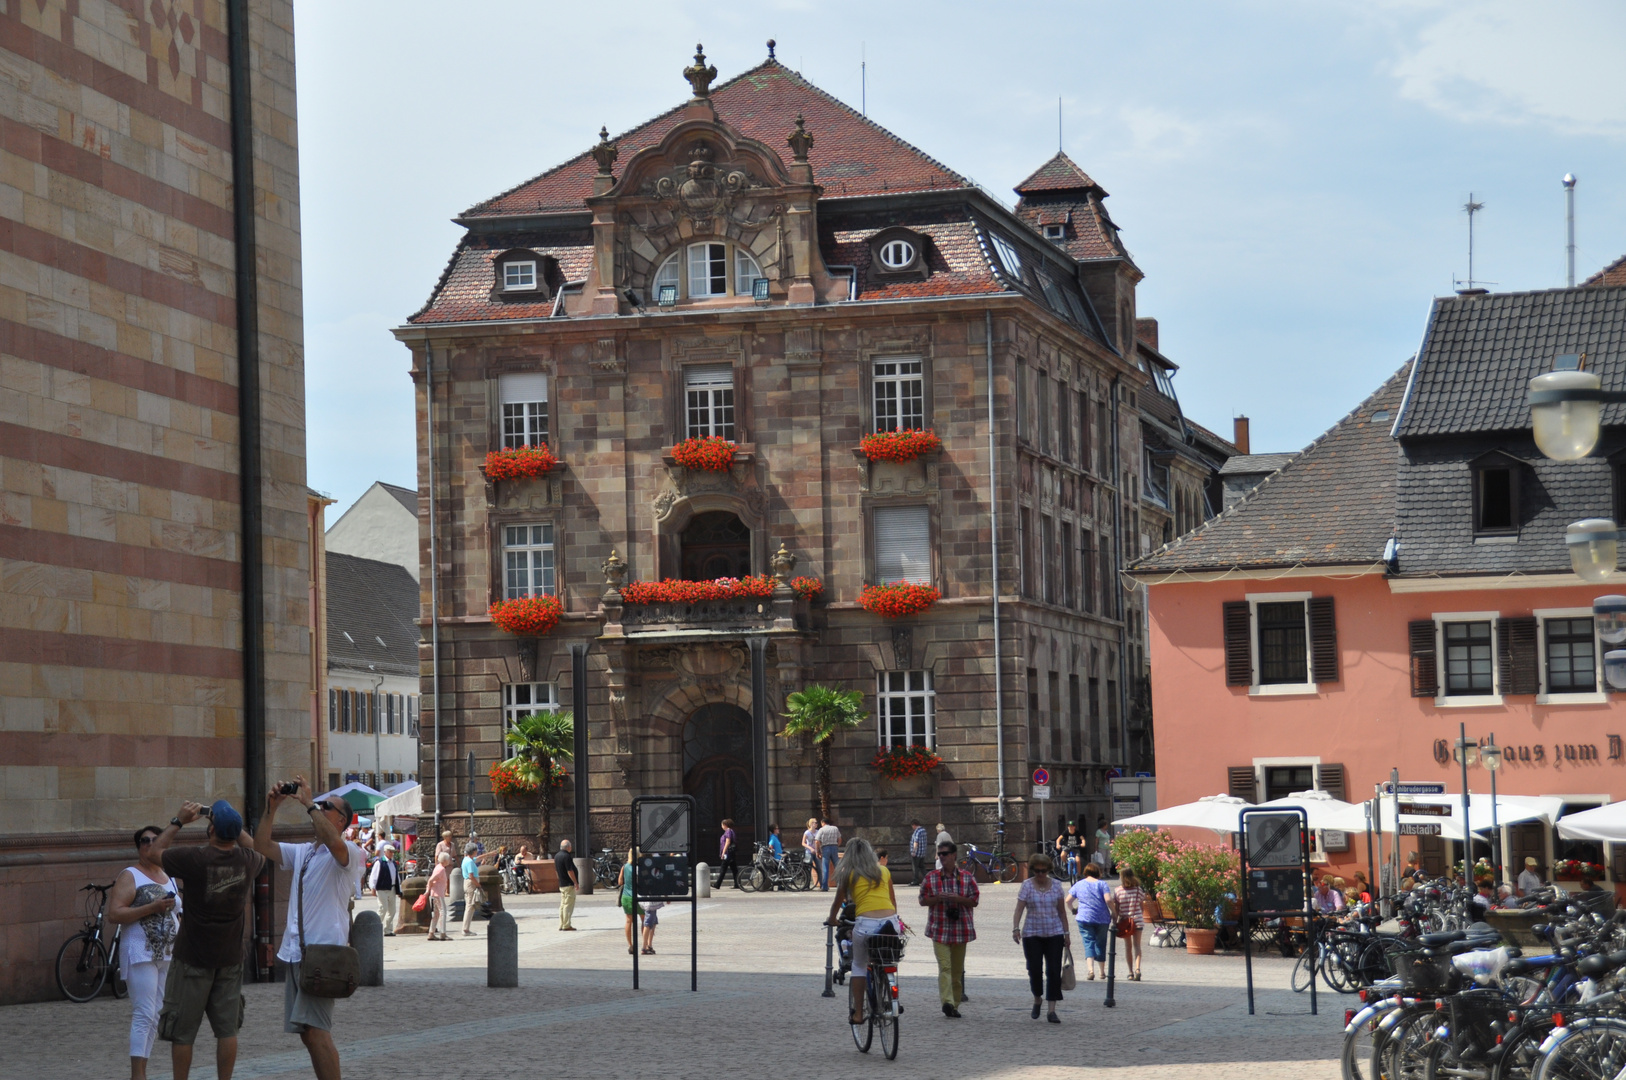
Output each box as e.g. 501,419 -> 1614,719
684,364 -> 732,389
874,505 -> 931,584
499,372 -> 548,404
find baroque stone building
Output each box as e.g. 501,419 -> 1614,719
399,46 -> 1211,858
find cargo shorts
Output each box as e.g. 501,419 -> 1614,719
157,961 -> 245,1045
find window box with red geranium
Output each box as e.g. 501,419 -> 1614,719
859,582 -> 940,618
483,444 -> 558,480
619,576 -> 776,604
488,595 -> 562,636
1554,859 -> 1606,881
872,745 -> 942,779
670,436 -> 735,472
859,429 -> 942,463
790,577 -> 824,602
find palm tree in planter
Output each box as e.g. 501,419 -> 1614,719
502,709 -> 574,853
781,686 -> 866,822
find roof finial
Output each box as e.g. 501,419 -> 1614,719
767,39 -> 776,60
787,114 -> 813,163
684,44 -> 717,98
590,126 -> 618,177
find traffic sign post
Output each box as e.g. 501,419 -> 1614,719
1399,822 -> 1442,836
1240,806 -> 1313,1018
1032,769 -> 1051,852
1396,783 -> 1447,796
629,795 -> 698,992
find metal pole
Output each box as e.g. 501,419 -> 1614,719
750,638 -> 769,852
572,645 -> 590,855
1103,922 -> 1116,1008
1489,733 -> 1501,885
1565,174 -> 1577,288
986,311 -> 1006,828
1307,814 -> 1316,1017
822,922 -> 836,997
1365,799 -> 1376,904
1391,767 -> 1401,895
1459,722 -> 1472,876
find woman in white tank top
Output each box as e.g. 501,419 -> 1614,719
107,825 -> 181,1080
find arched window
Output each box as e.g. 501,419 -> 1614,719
734,248 -> 763,296
654,255 -> 681,305
688,242 -> 728,297
879,239 -> 916,269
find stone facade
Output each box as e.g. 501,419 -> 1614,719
0,1 -> 310,1002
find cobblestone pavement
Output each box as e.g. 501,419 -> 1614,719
7,885 -> 1345,1078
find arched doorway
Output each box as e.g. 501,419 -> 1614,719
682,702 -> 755,859
680,511 -> 751,580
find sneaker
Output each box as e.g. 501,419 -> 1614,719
942,1004 -> 961,1018
1047,1012 -> 1061,1024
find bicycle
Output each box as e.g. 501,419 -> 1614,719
742,844 -> 812,892
592,848 -> 623,890
958,829 -> 1017,884
845,921 -> 905,1060
56,882 -> 127,1003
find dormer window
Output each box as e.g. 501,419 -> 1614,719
650,242 -> 766,303
1043,224 -> 1065,243
868,227 -> 928,280
503,260 -> 537,291
1472,454 -> 1521,535
879,239 -> 916,269
991,233 -> 1025,279
491,250 -> 555,301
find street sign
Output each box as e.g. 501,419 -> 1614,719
1399,822 -> 1442,836
1245,812 -> 1303,868
1032,768 -> 1050,786
1032,784 -> 1052,800
637,799 -> 693,854
1396,783 -> 1447,795
1398,801 -> 1451,817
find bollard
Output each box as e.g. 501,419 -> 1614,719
351,910 -> 384,987
450,867 -> 465,904
695,861 -> 711,898
487,910 -> 518,988
575,856 -> 595,896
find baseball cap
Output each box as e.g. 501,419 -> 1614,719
1525,856 -> 1538,867
209,799 -> 243,841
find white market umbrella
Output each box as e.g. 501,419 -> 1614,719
1254,790 -> 1370,833
1371,793 -> 1560,839
1557,803 -> 1626,843
1116,793 -> 1249,833
371,783 -> 423,819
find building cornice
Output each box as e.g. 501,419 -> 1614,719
1386,572 -> 1596,594
1129,563 -> 1386,585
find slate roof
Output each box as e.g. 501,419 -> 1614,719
327,552 -> 420,677
1586,254 -> 1626,288
380,482 -> 419,517
1393,286 -> 1626,437
1130,364 -> 1409,573
1219,453 -> 1298,476
465,59 -> 968,217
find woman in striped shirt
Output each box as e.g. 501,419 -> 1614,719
1113,868 -> 1146,981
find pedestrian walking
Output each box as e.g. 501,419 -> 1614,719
1094,818 -> 1113,875
1013,852 -> 1074,1023
716,818 -> 741,889
935,822 -> 953,849
803,818 -> 823,889
150,799 -> 262,1080
909,820 -> 929,885
1067,862 -> 1116,981
368,844 -> 400,937
767,823 -> 784,859
641,900 -> 664,954
918,839 -> 978,1018
555,839 -> 579,930
617,848 -> 640,955
426,853 -> 451,941
107,826 -> 181,1080
435,830 -> 455,863
1518,856 -> 1544,897
252,777 -> 366,1080
1112,868 -> 1146,981
816,818 -> 841,891
825,838 -> 898,1026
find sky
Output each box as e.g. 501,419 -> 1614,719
296,0 -> 1626,516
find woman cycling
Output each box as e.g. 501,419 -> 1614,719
825,837 -> 897,1025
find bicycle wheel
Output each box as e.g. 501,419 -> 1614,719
107,938 -> 127,999
1324,940 -> 1360,994
850,979 -> 874,1053
1531,1019 -> 1626,1080
1490,1022 -> 1551,1080
1291,945 -> 1318,993
792,863 -> 811,892
1373,1006 -> 1438,1080
1343,1003 -> 1399,1080
996,855 -> 1019,885
958,857 -> 986,884
55,931 -> 108,1002
877,981 -> 900,1060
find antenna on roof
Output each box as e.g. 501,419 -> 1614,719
1454,193 -> 1489,293
1058,96 -> 1063,151
861,41 -> 866,116
1563,173 -> 1578,287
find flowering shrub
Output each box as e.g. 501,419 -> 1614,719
859,582 -> 940,618
488,595 -> 562,636
671,436 -> 735,471
488,760 -> 540,798
1157,840 -> 1241,930
483,444 -> 557,480
859,429 -> 942,462
872,745 -> 942,779
1453,857 -> 1496,883
619,576 -> 776,605
1554,859 -> 1606,880
1110,828 -> 1185,900
790,577 -> 824,601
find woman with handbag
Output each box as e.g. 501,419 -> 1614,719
617,848 -> 641,955
1066,862 -> 1116,982
1013,852 -> 1073,1023
1112,868 -> 1146,981
424,853 -> 451,941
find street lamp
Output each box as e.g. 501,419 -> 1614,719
1567,519 -> 1621,582
1482,734 -> 1502,884
1453,723 -> 1478,877
1528,368 -> 1612,460
1595,597 -> 1626,690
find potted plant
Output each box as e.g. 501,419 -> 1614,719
1157,841 -> 1240,955
670,435 -> 735,472
483,443 -> 557,480
790,576 -> 824,602
1110,829 -> 1182,922
488,760 -> 541,808
858,429 -> 942,462
501,710 -> 574,853
488,594 -> 562,636
858,582 -> 940,618
1554,859 -> 1606,881
780,686 -> 866,821
619,575 -> 776,604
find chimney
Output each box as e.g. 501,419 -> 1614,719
1135,317 -> 1158,351
1233,416 -> 1250,455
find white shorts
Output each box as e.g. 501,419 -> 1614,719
851,915 -> 898,970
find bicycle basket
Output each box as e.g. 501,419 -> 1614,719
867,929 -> 905,966
1393,950 -> 1459,993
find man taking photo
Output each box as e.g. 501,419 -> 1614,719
252,776 -> 364,1080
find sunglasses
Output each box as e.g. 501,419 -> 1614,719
138,835 -> 158,846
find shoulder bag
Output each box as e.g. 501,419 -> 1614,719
1060,944 -> 1077,991
297,846 -> 360,999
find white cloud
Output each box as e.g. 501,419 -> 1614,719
1387,0 -> 1626,137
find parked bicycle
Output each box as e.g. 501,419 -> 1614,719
593,847 -> 623,889
741,843 -> 811,892
56,882 -> 127,1003
958,828 -> 1017,884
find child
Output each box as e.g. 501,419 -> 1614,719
642,900 -> 665,954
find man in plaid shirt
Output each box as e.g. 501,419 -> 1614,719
908,820 -> 929,884
918,840 -> 979,1017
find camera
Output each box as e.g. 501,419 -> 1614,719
199,806 -> 213,819
278,782 -> 301,796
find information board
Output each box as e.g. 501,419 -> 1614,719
637,799 -> 693,853
635,853 -> 691,897
1245,812 -> 1303,868
1247,866 -> 1305,914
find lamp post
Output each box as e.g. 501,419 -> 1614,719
1453,723 -> 1479,877
1482,734 -> 1502,885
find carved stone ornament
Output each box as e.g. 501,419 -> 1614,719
601,549 -> 628,589
516,636 -> 539,683
590,126 -> 618,177
683,43 -> 717,98
771,543 -> 797,583
892,627 -> 914,670
650,142 -> 758,231
787,114 -> 813,163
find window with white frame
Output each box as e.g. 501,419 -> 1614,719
503,682 -> 559,735
734,248 -> 763,296
879,239 -> 916,269
503,260 -> 537,290
874,505 -> 931,585
684,364 -> 735,440
1538,609 -> 1602,700
503,524 -> 555,599
877,670 -> 934,749
654,255 -> 681,304
1043,224 -> 1065,243
499,372 -> 548,449
1443,619 -> 1495,697
872,359 -> 924,433
688,242 -> 728,297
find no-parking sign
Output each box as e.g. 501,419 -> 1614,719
1032,768 -> 1050,786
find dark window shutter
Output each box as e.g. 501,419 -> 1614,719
1317,763 -> 1347,801
1228,766 -> 1258,803
1223,601 -> 1253,686
1496,616 -> 1539,696
1309,596 -> 1339,684
1409,620 -> 1438,697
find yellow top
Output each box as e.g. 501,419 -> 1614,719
850,866 -> 894,916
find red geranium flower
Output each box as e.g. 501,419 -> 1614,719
859,582 -> 940,618
872,745 -> 943,779
859,429 -> 942,462
619,576 -> 777,604
790,577 -> 824,601
488,595 -> 562,636
671,436 -> 735,472
484,444 -> 557,480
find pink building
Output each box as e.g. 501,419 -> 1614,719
1130,284 -> 1626,884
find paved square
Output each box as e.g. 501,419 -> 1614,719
7,885 -> 1346,1078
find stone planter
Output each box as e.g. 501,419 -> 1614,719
400,876 -> 430,934
1142,898 -> 1164,923
1184,927 -> 1218,955
877,771 -> 935,799
523,859 -> 559,894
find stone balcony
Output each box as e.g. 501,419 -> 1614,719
619,597 -> 791,635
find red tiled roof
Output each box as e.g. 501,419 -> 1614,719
823,217 -> 1006,301
1014,152 -> 1104,196
411,238 -> 594,324
1014,192 -> 1126,262
467,59 -> 970,217
1585,253 -> 1626,288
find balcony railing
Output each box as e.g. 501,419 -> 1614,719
620,598 -> 779,633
